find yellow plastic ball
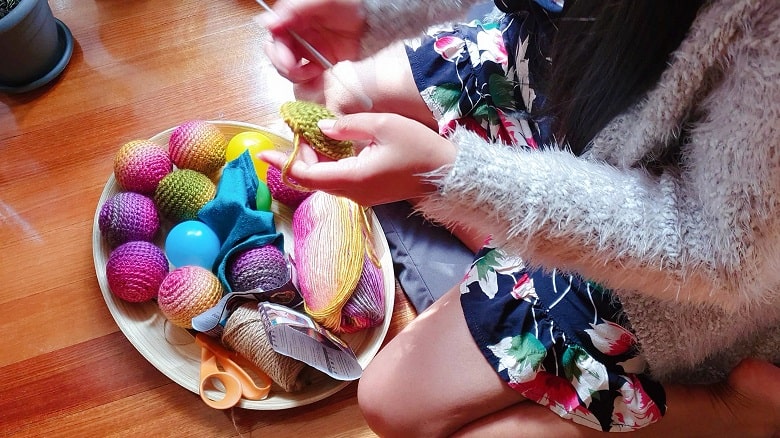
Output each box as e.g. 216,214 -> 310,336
225,131 -> 275,181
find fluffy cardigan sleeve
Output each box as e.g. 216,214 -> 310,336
415,1 -> 780,317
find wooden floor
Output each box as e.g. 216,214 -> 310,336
0,1 -> 416,436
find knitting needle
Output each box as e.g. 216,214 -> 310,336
255,0 -> 374,110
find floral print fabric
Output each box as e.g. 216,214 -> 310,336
461,247 -> 666,431
405,3 -> 557,147
405,4 -> 667,432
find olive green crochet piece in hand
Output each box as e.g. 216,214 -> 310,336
280,101 -> 354,160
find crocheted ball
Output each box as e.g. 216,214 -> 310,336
157,265 -> 224,328
266,164 -> 311,209
226,244 -> 288,292
113,139 -> 173,194
280,101 -> 354,159
106,241 -> 169,303
153,169 -> 216,222
99,192 -> 160,247
168,120 -> 227,176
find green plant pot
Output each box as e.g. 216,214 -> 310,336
0,0 -> 73,93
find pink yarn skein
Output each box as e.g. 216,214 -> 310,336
106,241 -> 169,303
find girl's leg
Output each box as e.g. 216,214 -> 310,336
452,358 -> 780,437
359,286 -> 780,437
358,286 -> 527,438
292,42 -> 438,130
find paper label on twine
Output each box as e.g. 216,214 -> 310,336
258,302 -> 362,381
191,266 -> 303,338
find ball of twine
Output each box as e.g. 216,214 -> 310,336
113,139 -> 173,194
293,192 -> 365,333
157,265 -> 224,329
265,165 -> 311,209
106,241 -> 169,303
227,244 -> 288,292
154,169 -> 216,222
222,303 -> 308,393
168,120 -> 227,176
99,191 -> 160,247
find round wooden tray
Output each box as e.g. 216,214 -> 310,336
92,121 -> 394,410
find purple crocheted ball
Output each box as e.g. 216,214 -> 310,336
266,164 -> 311,209
226,244 -> 288,292
113,139 -> 173,194
106,241 -> 169,303
99,192 -> 160,248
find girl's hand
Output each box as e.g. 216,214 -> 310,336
262,0 -> 366,83
260,113 -> 456,206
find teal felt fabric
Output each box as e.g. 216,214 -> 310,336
198,151 -> 284,292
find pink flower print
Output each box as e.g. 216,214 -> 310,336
433,35 -> 466,62
584,321 -> 638,356
475,27 -> 508,69
497,110 -> 538,149
610,375 -> 664,430
510,272 -> 538,302
440,118 -> 490,140
511,370 -> 582,413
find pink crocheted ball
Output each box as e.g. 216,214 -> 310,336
113,139 -> 173,194
106,241 -> 169,303
226,244 -> 288,292
99,191 -> 160,248
266,164 -> 312,209
157,265 -> 224,328
168,120 -> 227,176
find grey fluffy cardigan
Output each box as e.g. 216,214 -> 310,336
362,0 -> 780,383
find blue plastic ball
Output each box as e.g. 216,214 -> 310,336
165,220 -> 221,269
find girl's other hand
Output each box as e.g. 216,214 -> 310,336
262,0 -> 366,83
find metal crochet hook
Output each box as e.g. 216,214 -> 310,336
255,0 -> 374,110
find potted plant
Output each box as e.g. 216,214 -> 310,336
0,0 -> 73,93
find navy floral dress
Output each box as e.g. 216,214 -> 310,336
405,0 -> 667,432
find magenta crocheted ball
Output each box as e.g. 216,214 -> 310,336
99,192 -> 160,248
157,265 -> 224,328
106,241 -> 169,303
153,169 -> 217,222
226,244 -> 288,292
266,164 -> 311,209
113,139 -> 173,194
168,120 -> 227,176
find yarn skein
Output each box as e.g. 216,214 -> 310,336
293,191 -> 365,332
222,303 -> 308,393
338,254 -> 385,333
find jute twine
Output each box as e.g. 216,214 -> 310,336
222,304 -> 308,393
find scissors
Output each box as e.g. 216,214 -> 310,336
195,333 -> 272,409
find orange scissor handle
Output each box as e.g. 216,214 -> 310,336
195,333 -> 272,409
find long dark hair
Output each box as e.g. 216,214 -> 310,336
545,0 -> 705,155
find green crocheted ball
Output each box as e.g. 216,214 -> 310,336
280,101 -> 354,159
154,169 -> 216,222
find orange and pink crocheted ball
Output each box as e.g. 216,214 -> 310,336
157,265 -> 224,328
168,120 -> 227,176
113,139 -> 172,194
